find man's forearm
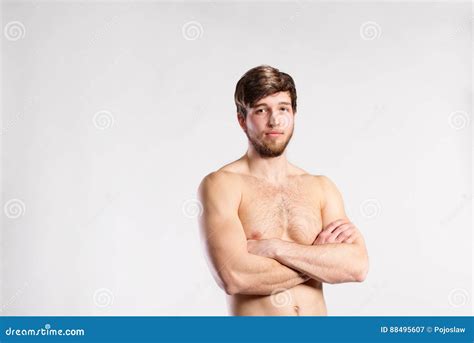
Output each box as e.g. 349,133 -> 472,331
269,239 -> 369,284
230,254 -> 310,295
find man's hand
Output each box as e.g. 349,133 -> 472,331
247,238 -> 278,259
247,218 -> 359,257
247,238 -> 311,282
313,218 -> 359,245
247,218 -> 360,257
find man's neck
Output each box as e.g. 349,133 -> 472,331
244,147 -> 290,184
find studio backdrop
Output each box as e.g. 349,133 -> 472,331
1,0 -> 471,316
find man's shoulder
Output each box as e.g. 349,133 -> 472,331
201,169 -> 240,185
290,170 -> 337,195
312,174 -> 337,187
307,174 -> 344,203
305,174 -> 338,190
288,165 -> 325,184
201,159 -> 246,185
288,164 -> 322,180
198,167 -> 243,199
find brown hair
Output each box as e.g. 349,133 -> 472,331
234,65 -> 297,118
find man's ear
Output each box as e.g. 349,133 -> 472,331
237,113 -> 247,131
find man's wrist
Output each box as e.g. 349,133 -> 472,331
270,238 -> 291,261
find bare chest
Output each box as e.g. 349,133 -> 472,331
238,176 -> 322,245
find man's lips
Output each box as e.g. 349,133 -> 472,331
265,131 -> 283,136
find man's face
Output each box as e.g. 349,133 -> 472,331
239,91 -> 295,158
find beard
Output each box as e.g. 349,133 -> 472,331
245,129 -> 293,158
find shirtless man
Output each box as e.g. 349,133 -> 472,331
197,65 -> 369,316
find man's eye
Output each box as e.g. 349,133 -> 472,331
256,109 -> 265,113
280,107 -> 289,112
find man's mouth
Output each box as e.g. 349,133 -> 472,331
265,131 -> 283,137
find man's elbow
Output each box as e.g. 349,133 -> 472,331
218,269 -> 243,295
222,277 -> 240,295
223,283 -> 239,295
354,256 -> 369,282
354,268 -> 368,282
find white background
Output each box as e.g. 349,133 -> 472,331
1,0 -> 472,316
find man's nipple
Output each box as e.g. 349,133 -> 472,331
250,232 -> 262,239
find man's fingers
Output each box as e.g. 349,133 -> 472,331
313,219 -> 353,245
313,231 -> 330,244
344,234 -> 357,244
327,223 -> 354,243
312,235 -> 324,245
318,219 -> 351,243
323,218 -> 350,233
339,227 -> 361,244
335,227 -> 356,243
313,224 -> 339,244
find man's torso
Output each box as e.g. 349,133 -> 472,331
220,164 -> 327,316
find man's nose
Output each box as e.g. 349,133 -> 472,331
268,113 -> 280,127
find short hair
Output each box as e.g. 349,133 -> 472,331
234,65 -> 297,118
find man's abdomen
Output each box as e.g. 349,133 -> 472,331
226,280 -> 327,316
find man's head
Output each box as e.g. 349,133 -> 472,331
234,65 -> 297,158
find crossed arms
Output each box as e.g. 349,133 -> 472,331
197,171 -> 369,296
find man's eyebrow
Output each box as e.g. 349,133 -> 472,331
254,101 -> 292,107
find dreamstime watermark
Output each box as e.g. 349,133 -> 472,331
187,103 -> 211,132
5,323 -> 85,336
182,198 -> 203,218
275,112 -> 293,130
79,8 -> 132,56
182,21 -> 203,41
360,21 -> 382,40
448,110 -> 470,130
281,0 -> 306,32
93,110 -> 115,130
356,279 -> 388,312
0,281 -> 30,314
448,288 -> 470,308
360,104 -> 387,132
4,21 -> 26,41
93,288 -> 114,308
1,95 -> 39,136
77,192 -> 120,230
0,269 -> 42,315
1,113 -> 23,136
3,198 -> 26,219
440,193 -> 472,226
270,288 -> 292,308
446,15 -> 474,39
359,198 -> 381,219
90,15 -> 119,47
